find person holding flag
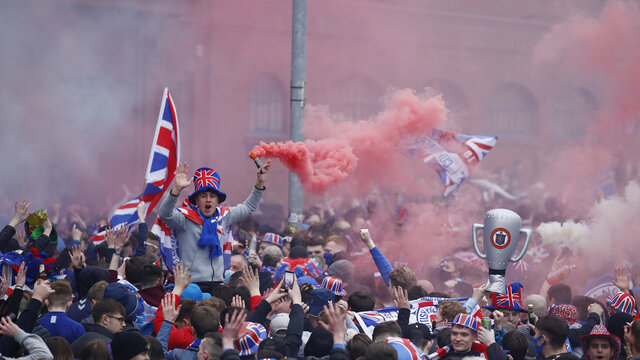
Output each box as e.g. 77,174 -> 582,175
158,160 -> 271,294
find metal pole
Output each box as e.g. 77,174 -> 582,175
288,0 -> 307,231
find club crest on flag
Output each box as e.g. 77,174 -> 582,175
490,228 -> 510,249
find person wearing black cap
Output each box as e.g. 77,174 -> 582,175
111,330 -> 150,360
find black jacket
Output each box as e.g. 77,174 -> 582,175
70,323 -> 114,357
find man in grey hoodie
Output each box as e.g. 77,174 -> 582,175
158,160 -> 270,293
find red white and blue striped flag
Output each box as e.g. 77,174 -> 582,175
404,129 -> 497,196
91,88 -> 179,243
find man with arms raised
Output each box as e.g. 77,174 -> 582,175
159,161 -> 270,293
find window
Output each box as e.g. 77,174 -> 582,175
550,87 -> 597,138
484,83 -> 539,138
331,75 -> 382,122
247,73 -> 286,136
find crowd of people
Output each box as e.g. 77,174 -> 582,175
0,159 -> 638,360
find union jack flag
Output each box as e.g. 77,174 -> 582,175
403,129 -> 497,196
90,88 -> 179,244
491,282 -> 524,310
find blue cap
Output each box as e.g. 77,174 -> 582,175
297,276 -> 319,287
180,283 -> 211,302
104,283 -> 139,317
306,289 -> 334,317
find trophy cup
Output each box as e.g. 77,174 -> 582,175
472,209 -> 532,293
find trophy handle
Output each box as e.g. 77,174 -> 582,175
472,224 -> 486,259
510,228 -> 532,262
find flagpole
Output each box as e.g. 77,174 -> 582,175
289,0 -> 307,231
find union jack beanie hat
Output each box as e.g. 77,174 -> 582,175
188,167 -> 227,204
451,313 -> 480,332
260,233 -> 283,248
234,321 -> 267,356
321,276 -> 347,296
607,291 -> 637,315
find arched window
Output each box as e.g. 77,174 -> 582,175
484,83 -> 539,137
247,73 -> 287,136
331,75 -> 382,121
550,87 -> 598,138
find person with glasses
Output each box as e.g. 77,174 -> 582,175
71,298 -> 126,357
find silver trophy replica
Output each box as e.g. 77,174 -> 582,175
472,209 -> 532,293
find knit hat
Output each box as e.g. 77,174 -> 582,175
607,291 -> 637,315
111,331 -> 150,360
104,283 -> 139,317
549,304 -> 580,326
450,313 -> 480,332
386,336 -> 427,360
77,266 -> 109,299
321,276 -> 347,296
260,233 -> 283,248
580,325 -> 621,360
607,312 -> 634,343
181,283 -> 211,302
234,322 -> 267,356
188,167 -> 227,205
306,289 -> 334,317
269,313 -> 290,337
484,282 -> 527,313
327,259 -> 354,285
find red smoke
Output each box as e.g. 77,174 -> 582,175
250,88 -> 448,194
534,0 -> 640,213
249,139 -> 357,193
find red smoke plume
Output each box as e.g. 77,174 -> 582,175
250,88 -> 448,194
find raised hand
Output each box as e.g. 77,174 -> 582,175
15,262 -> 26,288
265,278 -> 288,304
612,266 -> 631,293
358,229 -> 375,250
114,226 -> 130,250
287,274 -> 302,305
42,217 -> 53,236
172,262 -> 192,296
0,317 -> 21,338
105,227 -> 117,249
15,228 -> 28,250
222,309 -> 247,349
137,201 -> 147,223
70,224 -> 83,241
162,293 -> 181,323
318,302 -> 347,345
240,265 -> 260,297
9,200 -> 30,228
255,159 -> 271,189
70,245 -> 85,269
231,295 -> 246,309
32,280 -> 55,303
392,286 -> 410,310
472,283 -> 489,303
172,162 -> 192,195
